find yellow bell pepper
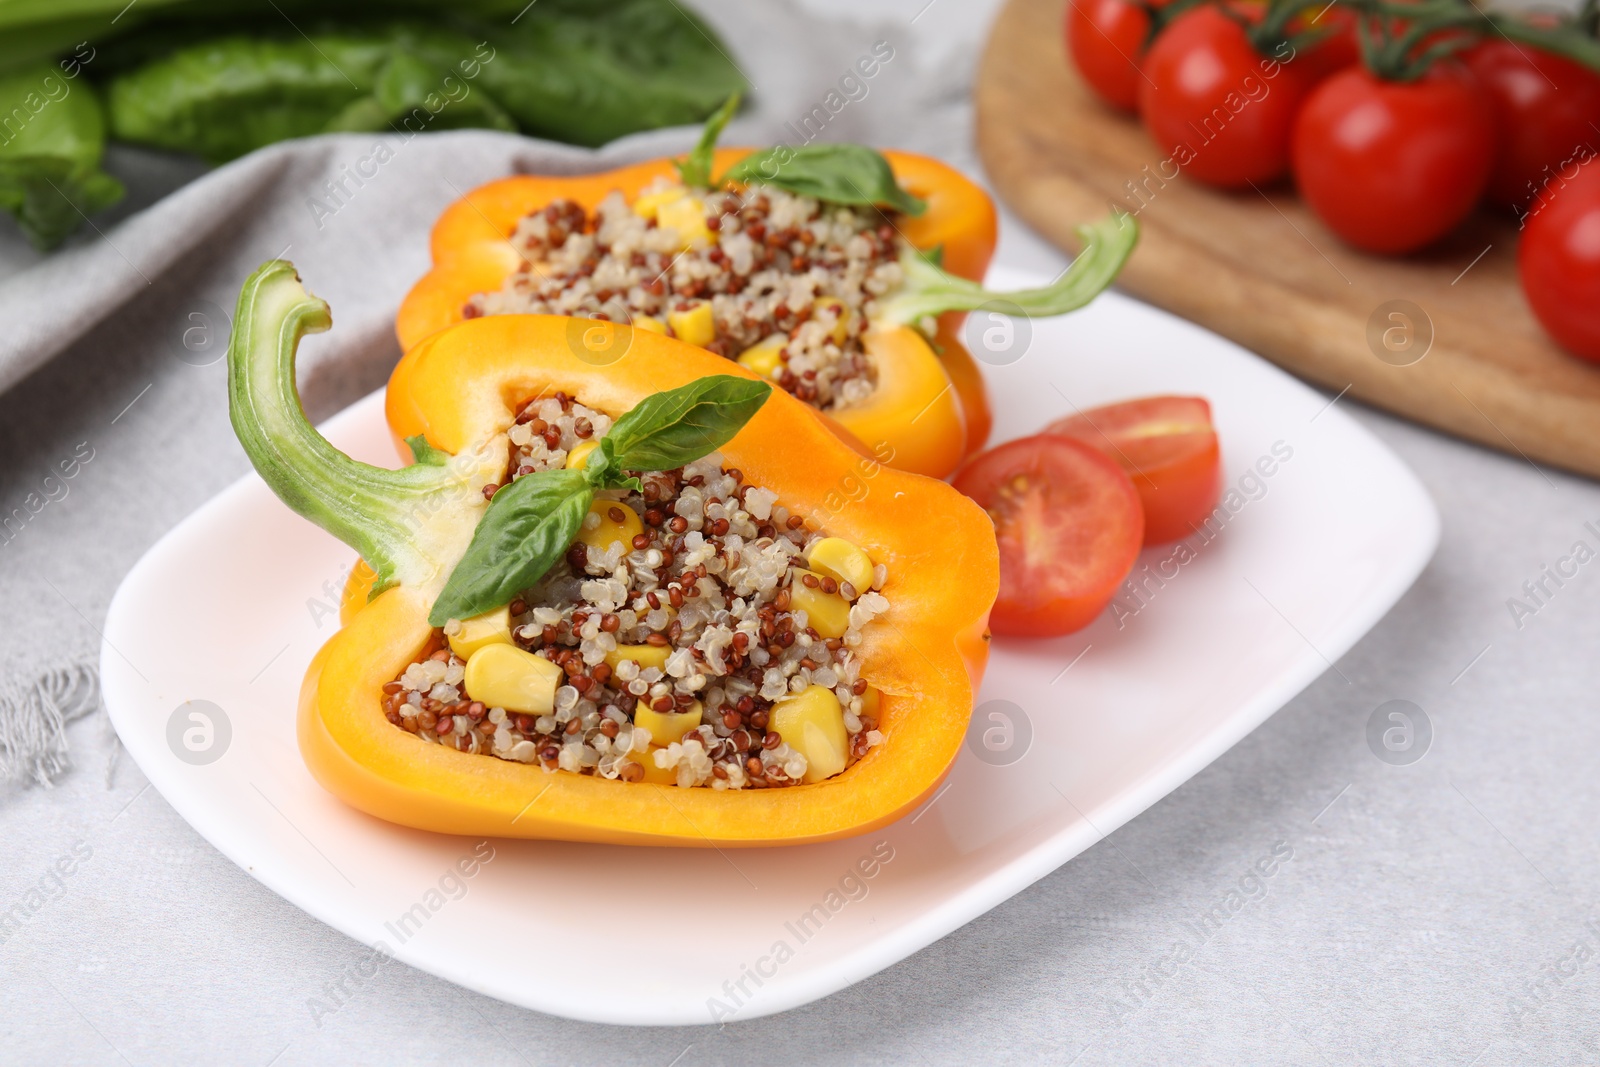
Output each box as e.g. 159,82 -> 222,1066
230,260 -> 998,846
395,146 -> 1137,479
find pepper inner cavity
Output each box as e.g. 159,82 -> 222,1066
383,391 -> 890,789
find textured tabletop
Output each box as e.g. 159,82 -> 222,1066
3,1 -> 1597,1064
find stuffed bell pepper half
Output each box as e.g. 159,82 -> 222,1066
229,259 -> 997,846
396,96 -> 1138,478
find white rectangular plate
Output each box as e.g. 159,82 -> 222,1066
102,270 -> 1438,1025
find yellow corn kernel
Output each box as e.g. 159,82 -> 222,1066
462,644 -> 562,714
633,699 -> 703,747
447,605 -> 514,659
668,302 -> 715,348
632,315 -> 668,335
656,195 -> 713,248
806,537 -> 874,597
565,439 -> 602,471
626,745 -> 679,785
737,334 -> 786,379
632,186 -> 688,220
604,643 -> 671,673
813,297 -> 851,345
578,498 -> 643,554
771,685 -> 849,784
790,570 -> 851,639
858,684 -> 880,720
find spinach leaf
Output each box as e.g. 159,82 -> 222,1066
472,0 -> 747,148
721,143 -> 926,216
105,25 -> 513,164
600,376 -> 771,477
0,64 -> 123,249
428,468 -> 592,626
1,0 -> 747,245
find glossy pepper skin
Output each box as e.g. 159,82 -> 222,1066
288,311 -> 999,847
395,148 -> 1001,476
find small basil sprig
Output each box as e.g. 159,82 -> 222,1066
594,374 -> 772,481
428,376 -> 772,626
721,143 -> 926,216
675,91 -> 741,188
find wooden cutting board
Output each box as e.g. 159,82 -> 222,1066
975,0 -> 1600,480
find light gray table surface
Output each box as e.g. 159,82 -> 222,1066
3,1 -> 1599,1064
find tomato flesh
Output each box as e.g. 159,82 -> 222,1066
1291,64 -> 1496,254
1046,396 -> 1221,544
1066,0 -> 1154,113
1520,162 -> 1600,362
954,435 -> 1143,637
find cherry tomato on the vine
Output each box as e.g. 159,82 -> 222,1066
1462,40 -> 1600,216
1291,4 -> 1361,83
1520,161 -> 1600,362
953,435 -> 1144,637
1066,0 -> 1156,112
1290,63 -> 1496,254
1045,396 -> 1221,545
1138,6 -> 1314,188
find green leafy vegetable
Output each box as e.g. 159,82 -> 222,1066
675,91 -> 740,188
430,374 -> 771,625
599,375 -> 772,477
722,143 -> 926,216
473,0 -> 748,148
428,468 -> 594,626
0,64 -> 122,249
876,211 -> 1140,325
106,27 -> 513,164
0,0 -> 748,246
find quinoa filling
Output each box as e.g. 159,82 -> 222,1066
464,182 -> 912,412
382,392 -> 889,789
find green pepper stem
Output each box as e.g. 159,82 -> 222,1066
227,260 -> 487,597
876,211 -> 1139,327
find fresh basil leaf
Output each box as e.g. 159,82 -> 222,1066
428,468 -> 592,626
675,90 -> 739,188
586,438 -> 641,492
721,143 -> 926,216
430,376 -> 767,624
602,376 -> 771,476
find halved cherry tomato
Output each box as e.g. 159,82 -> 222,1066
1137,6 -> 1314,188
1463,40 -> 1600,216
1520,161 -> 1600,362
1046,395 -> 1221,544
1291,63 -> 1496,254
1067,0 -> 1155,112
953,435 -> 1143,637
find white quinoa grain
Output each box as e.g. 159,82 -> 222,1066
384,394 -> 892,789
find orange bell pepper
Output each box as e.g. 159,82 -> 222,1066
395,145 -> 1137,479
230,260 -> 998,847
